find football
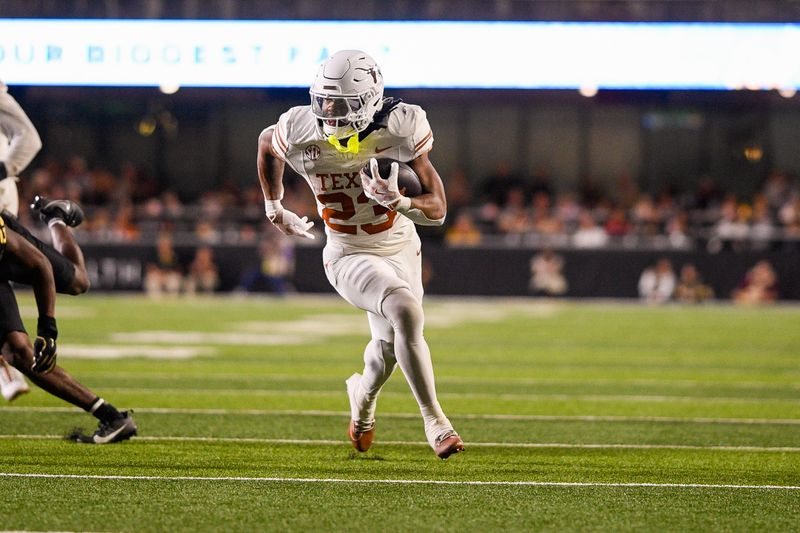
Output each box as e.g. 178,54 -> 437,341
363,158 -> 423,197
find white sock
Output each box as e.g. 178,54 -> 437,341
353,339 -> 396,422
382,289 -> 454,447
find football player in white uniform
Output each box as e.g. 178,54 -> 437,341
0,80 -> 42,401
257,50 -> 464,459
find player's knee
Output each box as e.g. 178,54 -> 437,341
364,339 -> 397,379
72,268 -> 91,295
383,289 -> 423,334
68,269 -> 90,295
4,334 -> 34,371
378,340 -> 397,366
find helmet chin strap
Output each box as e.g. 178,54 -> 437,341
327,134 -> 360,154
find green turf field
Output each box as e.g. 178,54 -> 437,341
1,294 -> 798,532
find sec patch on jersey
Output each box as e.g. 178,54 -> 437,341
363,158 -> 423,197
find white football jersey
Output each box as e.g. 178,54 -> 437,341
271,101 -> 434,254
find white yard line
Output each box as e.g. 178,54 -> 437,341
46,387 -> 800,404
0,472 -> 797,490
76,371 -> 800,391
1,434 -> 798,452
2,406 -> 799,425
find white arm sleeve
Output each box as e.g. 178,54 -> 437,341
0,88 -> 42,177
395,198 -> 446,226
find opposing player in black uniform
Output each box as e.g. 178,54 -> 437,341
0,199 -> 137,444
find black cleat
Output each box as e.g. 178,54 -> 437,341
70,411 -> 137,444
30,196 -> 85,228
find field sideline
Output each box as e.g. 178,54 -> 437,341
1,293 -> 798,531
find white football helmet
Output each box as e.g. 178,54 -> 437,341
310,50 -> 384,139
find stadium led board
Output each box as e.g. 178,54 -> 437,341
1,19 -> 799,90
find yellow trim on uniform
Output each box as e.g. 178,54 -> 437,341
327,134 -> 360,154
0,215 -> 6,244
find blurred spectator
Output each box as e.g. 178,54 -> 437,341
238,235 -> 295,294
631,194 -> 660,235
554,192 -> 581,233
444,168 -> 472,215
665,211 -> 691,249
16,154 -> 800,253
714,195 -> 749,249
161,190 -> 185,219
638,258 -> 676,304
110,202 -> 140,242
194,220 -> 221,244
779,197 -> 800,231
184,246 -> 220,295
479,161 -> 523,207
572,211 -> 609,248
605,206 -> 631,236
674,263 -> 714,303
749,194 -> 775,249
144,232 -> 183,297
733,260 -> 778,305
496,186 -> 531,234
445,212 -> 482,247
762,170 -> 795,211
529,248 -> 567,296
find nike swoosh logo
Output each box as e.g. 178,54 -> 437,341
375,146 -> 393,153
416,250 -> 421,256
93,422 -> 133,444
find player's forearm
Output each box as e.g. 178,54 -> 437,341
260,157 -> 286,201
397,195 -> 447,226
257,129 -> 284,201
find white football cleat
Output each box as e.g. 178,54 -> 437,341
1,360 -> 29,402
346,373 -> 375,452
434,430 -> 465,460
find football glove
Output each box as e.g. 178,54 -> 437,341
264,199 -> 315,239
32,316 -> 58,374
360,158 -> 408,210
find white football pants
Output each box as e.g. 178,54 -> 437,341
323,234 -> 454,445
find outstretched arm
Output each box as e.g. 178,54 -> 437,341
257,127 -> 314,239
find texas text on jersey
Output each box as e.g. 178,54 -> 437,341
269,99 -> 434,254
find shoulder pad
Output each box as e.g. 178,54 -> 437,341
386,103 -> 427,138
277,106 -> 318,144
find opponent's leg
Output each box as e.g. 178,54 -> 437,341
3,332 -> 136,443
0,209 -> 88,295
31,196 -> 89,293
46,220 -> 89,293
381,288 -> 463,458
